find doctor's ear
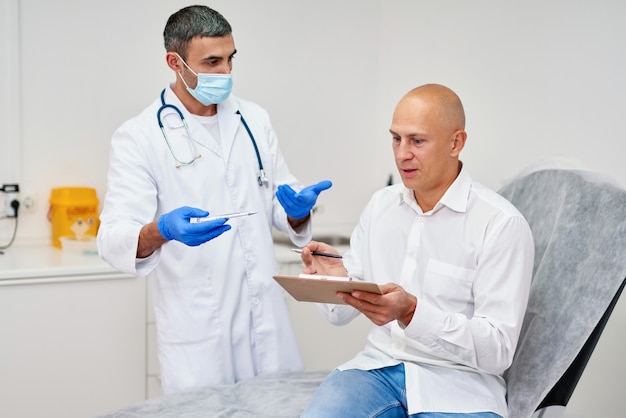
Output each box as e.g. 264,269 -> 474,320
165,52 -> 183,72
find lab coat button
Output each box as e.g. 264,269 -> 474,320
252,297 -> 260,305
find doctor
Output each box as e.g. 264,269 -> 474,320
97,5 -> 331,394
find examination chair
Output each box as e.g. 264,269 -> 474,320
96,167 -> 626,418
500,168 -> 626,418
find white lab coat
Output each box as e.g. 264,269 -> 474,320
97,87 -> 309,394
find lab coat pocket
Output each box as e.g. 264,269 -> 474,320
154,277 -> 222,345
423,259 -> 475,314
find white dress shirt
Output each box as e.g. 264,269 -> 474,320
315,166 -> 534,417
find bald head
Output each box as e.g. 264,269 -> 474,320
390,83 -> 467,211
399,84 -> 465,132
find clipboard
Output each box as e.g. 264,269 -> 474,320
273,275 -> 382,304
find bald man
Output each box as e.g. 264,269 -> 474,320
299,84 -> 535,418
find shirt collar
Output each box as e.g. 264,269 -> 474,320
399,162 -> 472,214
438,163 -> 472,213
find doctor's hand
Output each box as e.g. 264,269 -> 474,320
157,206 -> 231,246
276,180 -> 333,220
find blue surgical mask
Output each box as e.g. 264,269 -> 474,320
176,54 -> 233,105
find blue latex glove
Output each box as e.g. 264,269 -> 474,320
157,206 -> 231,246
276,180 -> 333,220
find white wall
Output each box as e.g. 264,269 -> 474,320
0,0 -> 20,186
373,1 -> 626,191
1,0 -> 383,242
1,0 -> 625,415
2,0 -> 625,241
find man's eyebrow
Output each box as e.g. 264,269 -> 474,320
203,49 -> 237,61
389,129 -> 424,137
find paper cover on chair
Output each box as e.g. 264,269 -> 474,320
499,169 -> 626,418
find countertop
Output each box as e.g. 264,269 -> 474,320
0,242 -> 131,285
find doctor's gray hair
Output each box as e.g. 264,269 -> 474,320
163,5 -> 232,59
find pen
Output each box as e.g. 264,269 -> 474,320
290,248 -> 343,259
191,211 -> 258,223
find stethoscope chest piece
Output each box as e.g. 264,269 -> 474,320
258,169 -> 269,187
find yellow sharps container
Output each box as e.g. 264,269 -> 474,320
48,187 -> 100,249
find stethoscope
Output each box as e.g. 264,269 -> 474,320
156,89 -> 269,187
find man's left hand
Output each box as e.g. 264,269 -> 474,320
338,283 -> 417,327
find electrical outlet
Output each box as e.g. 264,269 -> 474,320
21,195 -> 35,213
4,192 -> 19,217
1,183 -> 20,217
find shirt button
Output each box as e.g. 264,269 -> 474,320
252,297 -> 260,305
417,216 -> 424,222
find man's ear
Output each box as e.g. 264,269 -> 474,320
450,130 -> 467,157
165,52 -> 182,72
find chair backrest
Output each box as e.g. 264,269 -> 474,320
498,168 -> 626,418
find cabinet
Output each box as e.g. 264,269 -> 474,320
0,245 -> 146,418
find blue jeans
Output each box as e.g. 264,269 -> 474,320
301,364 -> 502,418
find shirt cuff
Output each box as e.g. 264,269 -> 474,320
287,218 -> 313,247
402,298 -> 447,340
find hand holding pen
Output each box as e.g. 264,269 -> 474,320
291,248 -> 342,259
295,241 -> 347,277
